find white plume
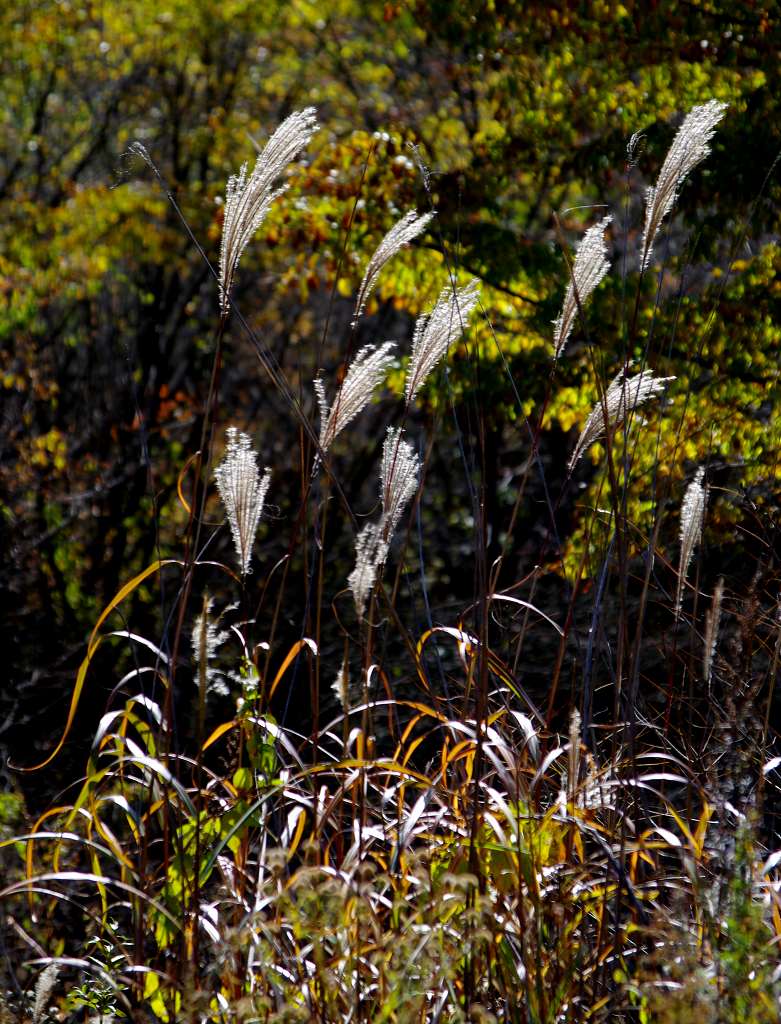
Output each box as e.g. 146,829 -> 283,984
553,216 -> 612,359
219,108 -> 319,311
640,100 -> 726,271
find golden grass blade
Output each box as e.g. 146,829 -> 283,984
11,559 -> 179,772
267,638 -> 318,701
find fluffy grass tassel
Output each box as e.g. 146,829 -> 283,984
703,576 -> 724,682
347,521 -> 389,619
568,366 -> 675,470
640,100 -> 726,271
214,427 -> 271,576
219,107 -> 318,311
675,466 -> 707,621
553,216 -> 612,359
353,210 -> 433,325
380,427 -> 420,538
404,279 -> 480,404
346,427 -> 419,619
315,342 -> 397,455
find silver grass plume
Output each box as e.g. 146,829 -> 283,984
315,341 -> 396,454
380,427 -> 420,539
352,210 -> 434,325
346,428 -> 419,619
192,595 -> 231,698
568,365 -> 675,471
703,576 -> 724,683
640,100 -> 726,271
32,964 -> 58,1024
347,520 -> 389,618
332,665 -> 350,713
404,278 -> 480,404
219,107 -> 318,311
675,466 -> 707,620
568,707 -> 582,803
553,216 -> 612,359
214,427 -> 272,575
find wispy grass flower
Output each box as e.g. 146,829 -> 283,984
568,366 -> 675,470
219,107 -> 318,311
214,427 -> 271,575
315,341 -> 396,454
553,216 -> 612,359
703,576 -> 724,682
347,520 -> 389,618
404,279 -> 480,404
331,664 -> 350,712
352,210 -> 434,325
346,428 -> 420,618
192,594 -> 231,698
32,964 -> 58,1024
640,100 -> 727,271
675,466 -> 707,620
380,427 -> 420,539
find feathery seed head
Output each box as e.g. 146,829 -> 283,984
348,520 -> 389,619
332,665 -> 350,712
553,216 -> 612,359
353,210 -> 434,325
345,428 -> 419,621
675,466 -> 708,620
316,341 -> 396,454
627,131 -> 645,164
404,278 -> 480,404
33,965 -> 59,1024
568,708 -> 582,793
640,100 -> 726,271
214,427 -> 271,575
192,595 -> 231,697
380,427 -> 420,539
703,576 -> 724,682
568,366 -> 675,470
219,107 -> 318,311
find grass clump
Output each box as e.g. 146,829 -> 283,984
3,99 -> 781,1024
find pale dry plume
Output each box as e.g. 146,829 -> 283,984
348,426 -> 420,618
675,466 -> 707,620
568,365 -> 675,471
703,576 -> 724,682
352,210 -> 434,325
192,595 -> 231,697
315,341 -> 397,454
640,100 -> 727,271
331,663 -> 350,713
380,426 -> 420,539
553,215 -> 612,359
219,107 -> 319,311
404,278 -> 480,404
32,965 -> 59,1024
347,520 -> 389,619
214,427 -> 272,575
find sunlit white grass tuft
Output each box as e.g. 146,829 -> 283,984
214,427 -> 271,575
640,100 -> 727,271
352,210 -> 434,325
347,521 -> 389,619
404,279 -> 480,404
675,466 -> 707,621
553,216 -> 612,359
315,342 -> 397,455
380,427 -> 420,539
219,107 -> 319,311
703,576 -> 724,682
568,366 -> 675,471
